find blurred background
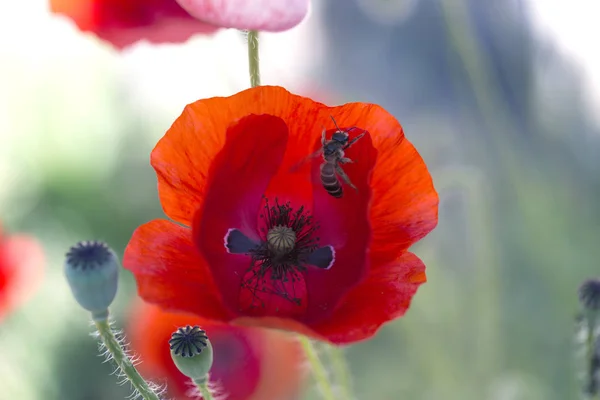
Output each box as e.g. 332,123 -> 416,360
1,0 -> 599,399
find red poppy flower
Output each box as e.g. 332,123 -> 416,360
123,85 -> 438,344
176,0 -> 310,31
49,0 -> 219,49
127,301 -> 305,400
0,223 -> 45,322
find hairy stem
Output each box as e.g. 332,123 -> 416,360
327,345 -> 353,399
194,378 -> 214,400
299,336 -> 336,400
586,314 -> 600,398
247,30 -> 261,87
94,319 -> 161,400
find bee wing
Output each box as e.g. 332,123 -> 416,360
289,148 -> 324,173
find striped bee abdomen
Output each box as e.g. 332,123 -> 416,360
320,162 -> 342,198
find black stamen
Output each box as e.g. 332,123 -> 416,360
240,197 -> 326,310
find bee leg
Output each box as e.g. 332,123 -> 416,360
335,164 -> 358,191
339,157 -> 354,164
321,128 -> 327,146
344,132 -> 366,149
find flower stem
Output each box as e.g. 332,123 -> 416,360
298,336 -> 336,400
94,319 -> 161,400
327,345 -> 353,399
247,30 -> 261,88
194,378 -> 214,400
585,314 -> 600,397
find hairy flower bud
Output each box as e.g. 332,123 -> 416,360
170,325 -> 214,382
64,241 -> 119,320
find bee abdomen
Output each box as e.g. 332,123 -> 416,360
320,162 -> 343,198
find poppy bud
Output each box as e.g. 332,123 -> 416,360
64,241 -> 119,320
169,325 -> 214,383
579,279 -> 600,312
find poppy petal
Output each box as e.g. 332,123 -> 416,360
0,234 -> 44,321
176,0 -> 309,32
153,86 -> 335,226
193,114 -> 289,316
321,103 -> 438,265
303,130 -> 377,323
50,0 -> 218,49
249,328 -> 306,400
122,219 -> 230,321
128,302 -> 304,400
367,113 -> 438,265
127,302 -> 260,400
312,252 -> 427,344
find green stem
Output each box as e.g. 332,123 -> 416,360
94,319 -> 161,400
298,336 -> 336,400
586,314 -> 599,398
194,378 -> 214,400
326,345 -> 353,399
247,30 -> 261,88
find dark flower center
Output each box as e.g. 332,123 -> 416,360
224,198 -> 335,308
169,325 -> 209,357
65,241 -> 112,270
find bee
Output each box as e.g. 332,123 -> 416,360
292,116 -> 365,198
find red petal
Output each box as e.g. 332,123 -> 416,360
312,252 -> 427,344
127,302 -> 305,400
367,112 -> 438,265
249,328 -> 305,400
122,219 -> 230,321
176,0 -> 309,32
152,86 -> 308,226
127,302 -> 260,400
0,234 -> 44,322
238,265 -> 308,319
303,130 -> 377,323
50,0 -> 218,49
193,114 -> 289,316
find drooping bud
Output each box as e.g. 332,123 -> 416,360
64,241 -> 119,320
579,279 -> 600,312
170,325 -> 214,383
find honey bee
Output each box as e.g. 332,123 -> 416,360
291,116 -> 365,198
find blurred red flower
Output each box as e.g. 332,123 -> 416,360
49,0 -> 219,49
123,85 -> 438,344
176,0 -> 310,31
0,223 -> 44,322
127,301 -> 305,400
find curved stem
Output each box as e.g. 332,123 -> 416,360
194,378 -> 214,400
298,336 -> 336,400
94,319 -> 161,400
247,30 -> 261,88
327,345 -> 353,399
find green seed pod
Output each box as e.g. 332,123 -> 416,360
64,241 -> 119,320
169,325 -> 214,382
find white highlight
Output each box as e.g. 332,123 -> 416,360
223,228 -> 236,253
324,245 -> 335,270
529,0 -> 600,121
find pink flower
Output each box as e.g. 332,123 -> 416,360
176,0 -> 310,31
